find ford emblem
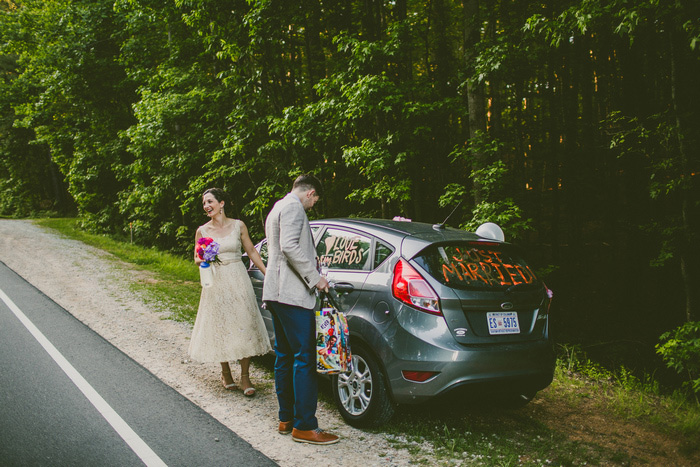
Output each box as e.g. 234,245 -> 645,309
501,302 -> 514,310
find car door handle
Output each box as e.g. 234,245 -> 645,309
332,282 -> 355,294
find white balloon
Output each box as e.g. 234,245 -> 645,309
475,222 -> 505,242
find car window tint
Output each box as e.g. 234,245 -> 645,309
317,228 -> 372,271
374,241 -> 393,269
414,242 -> 538,291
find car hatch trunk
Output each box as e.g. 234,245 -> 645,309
411,241 -> 549,345
451,288 -> 546,343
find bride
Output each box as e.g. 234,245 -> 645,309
188,188 -> 271,396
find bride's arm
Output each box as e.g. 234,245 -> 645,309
240,221 -> 267,275
194,227 -> 203,266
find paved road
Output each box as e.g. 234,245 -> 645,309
0,261 -> 276,467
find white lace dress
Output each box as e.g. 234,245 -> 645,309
188,220 -> 272,362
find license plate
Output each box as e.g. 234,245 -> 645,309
487,311 -> 520,335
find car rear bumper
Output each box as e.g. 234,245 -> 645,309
381,309 -> 555,405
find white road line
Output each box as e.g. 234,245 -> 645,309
0,287 -> 167,467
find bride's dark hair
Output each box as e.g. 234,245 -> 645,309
202,188 -> 229,205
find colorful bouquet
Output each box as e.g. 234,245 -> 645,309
196,237 -> 221,265
197,237 -> 220,288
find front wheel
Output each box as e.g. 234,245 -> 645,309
331,345 -> 395,428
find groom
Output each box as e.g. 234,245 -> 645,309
263,174 -> 339,445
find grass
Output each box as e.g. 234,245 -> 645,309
375,395 -> 610,466
34,218 -> 201,323
550,344 -> 700,453
33,217 -> 700,466
374,351 -> 700,466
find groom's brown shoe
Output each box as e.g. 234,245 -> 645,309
278,421 -> 293,435
291,428 -> 339,445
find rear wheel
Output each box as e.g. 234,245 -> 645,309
331,345 -> 395,427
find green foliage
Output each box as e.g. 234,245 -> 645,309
606,111 -> 689,199
263,23 -> 467,220
465,200 -> 532,241
120,64 -> 226,252
2,0 -> 135,228
687,19 -> 700,51
604,110 -> 697,270
0,57 -> 67,216
438,183 -> 467,209
471,160 -> 509,201
447,133 -> 533,239
343,137 -> 412,206
657,322 -> 700,401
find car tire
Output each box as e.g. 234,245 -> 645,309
331,344 -> 395,427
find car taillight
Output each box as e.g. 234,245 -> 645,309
402,370 -> 439,382
392,258 -> 441,315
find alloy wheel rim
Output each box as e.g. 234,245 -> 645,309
337,354 -> 372,416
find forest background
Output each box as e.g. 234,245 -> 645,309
1,0 -> 699,395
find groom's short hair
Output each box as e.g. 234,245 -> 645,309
293,174 -> 323,197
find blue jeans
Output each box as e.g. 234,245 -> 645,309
266,301 -> 318,431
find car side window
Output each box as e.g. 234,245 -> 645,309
248,241 -> 267,269
258,241 -> 268,266
246,240 -> 267,271
374,241 -> 394,269
317,228 -> 372,271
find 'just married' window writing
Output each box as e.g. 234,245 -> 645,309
414,243 -> 538,290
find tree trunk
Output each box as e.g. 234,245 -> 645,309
304,0 -> 326,100
363,0 -> 382,41
670,29 -> 699,322
463,0 -> 487,205
395,0 -> 412,82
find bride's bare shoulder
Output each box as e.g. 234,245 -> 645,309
196,223 -> 211,234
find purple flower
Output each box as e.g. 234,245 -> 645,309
197,239 -> 221,264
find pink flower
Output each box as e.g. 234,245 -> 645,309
197,237 -> 213,246
196,237 -> 221,263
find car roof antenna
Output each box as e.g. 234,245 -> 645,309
433,201 -> 463,230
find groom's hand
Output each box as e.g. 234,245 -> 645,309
315,277 -> 330,293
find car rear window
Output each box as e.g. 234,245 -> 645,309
413,242 -> 538,290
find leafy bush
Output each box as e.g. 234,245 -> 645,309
656,321 -> 700,403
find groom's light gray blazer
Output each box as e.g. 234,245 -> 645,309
262,193 -> 321,310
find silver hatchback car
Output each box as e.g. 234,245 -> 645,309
245,218 -> 554,427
